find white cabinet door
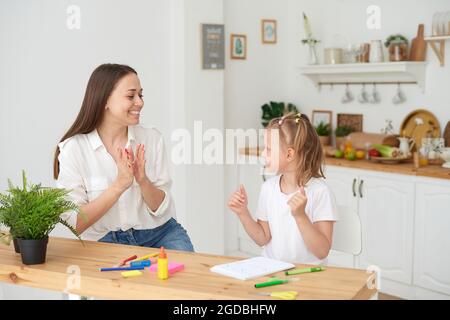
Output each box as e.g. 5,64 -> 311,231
324,166 -> 359,214
324,166 -> 360,268
357,174 -> 415,285
414,181 -> 450,295
236,159 -> 265,255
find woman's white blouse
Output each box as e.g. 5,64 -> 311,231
56,125 -> 175,241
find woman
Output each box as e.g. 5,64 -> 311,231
53,63 -> 194,251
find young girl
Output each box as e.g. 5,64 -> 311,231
228,112 -> 337,264
54,63 -> 194,251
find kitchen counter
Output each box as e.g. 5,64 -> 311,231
239,147 -> 450,180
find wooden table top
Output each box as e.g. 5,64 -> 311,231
0,237 -> 376,300
239,147 -> 450,180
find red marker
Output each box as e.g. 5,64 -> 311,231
118,255 -> 138,267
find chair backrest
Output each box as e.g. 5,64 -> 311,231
331,205 -> 362,256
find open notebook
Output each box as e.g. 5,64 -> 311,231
210,257 -> 295,280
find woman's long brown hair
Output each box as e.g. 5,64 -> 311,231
53,63 -> 137,179
267,112 -> 325,186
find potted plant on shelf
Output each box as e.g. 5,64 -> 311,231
0,170 -> 84,265
335,125 -> 353,150
261,101 -> 299,127
384,34 -> 409,61
315,121 -> 331,146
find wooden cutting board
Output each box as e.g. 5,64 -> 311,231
400,109 -> 441,149
347,132 -> 399,150
444,121 -> 450,147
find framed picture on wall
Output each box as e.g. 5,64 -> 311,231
312,110 -> 333,128
261,19 -> 277,44
230,34 -> 247,60
201,24 -> 225,70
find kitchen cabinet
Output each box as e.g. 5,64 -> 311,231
413,179 -> 450,296
325,167 -> 415,287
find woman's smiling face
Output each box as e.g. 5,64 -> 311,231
104,73 -> 144,126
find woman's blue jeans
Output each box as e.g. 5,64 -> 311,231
98,218 -> 194,252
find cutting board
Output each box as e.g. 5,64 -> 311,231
347,132 -> 399,150
410,24 -> 427,61
400,109 -> 441,150
444,121 -> 450,147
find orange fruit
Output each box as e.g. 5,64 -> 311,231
356,150 -> 365,159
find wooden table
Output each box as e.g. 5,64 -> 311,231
0,237 -> 376,300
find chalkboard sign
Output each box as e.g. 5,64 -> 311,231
201,24 -> 225,70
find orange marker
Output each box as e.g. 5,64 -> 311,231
157,247 -> 169,280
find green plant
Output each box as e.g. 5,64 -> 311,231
315,121 -> 331,136
0,170 -> 83,242
335,125 -> 353,137
384,34 -> 408,48
261,101 -> 299,127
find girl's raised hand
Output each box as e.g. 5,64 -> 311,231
113,147 -> 135,192
287,186 -> 308,218
228,184 -> 249,216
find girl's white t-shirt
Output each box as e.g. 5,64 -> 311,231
255,175 -> 338,265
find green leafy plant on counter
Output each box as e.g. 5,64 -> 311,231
315,121 -> 331,136
261,101 -> 299,127
335,125 -> 353,137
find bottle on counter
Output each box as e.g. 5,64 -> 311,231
157,246 -> 169,280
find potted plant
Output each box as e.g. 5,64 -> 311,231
384,34 -> 409,61
335,125 -> 353,149
315,121 -> 331,146
0,171 -> 83,265
261,101 -> 299,127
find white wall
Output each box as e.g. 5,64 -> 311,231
223,0 -> 291,254
181,0 -> 225,255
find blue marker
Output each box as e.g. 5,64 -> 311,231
130,260 -> 151,268
100,266 -> 145,272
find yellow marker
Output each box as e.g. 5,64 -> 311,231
254,291 -> 298,300
121,270 -> 143,278
134,253 -> 159,262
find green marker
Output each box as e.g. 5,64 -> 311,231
254,278 -> 299,288
285,266 -> 325,276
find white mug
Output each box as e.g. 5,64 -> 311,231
369,40 -> 384,63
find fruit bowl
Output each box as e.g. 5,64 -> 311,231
441,148 -> 450,169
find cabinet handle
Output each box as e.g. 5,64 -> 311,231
352,178 -> 357,197
359,180 -> 364,198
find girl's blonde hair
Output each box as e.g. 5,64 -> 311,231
267,112 -> 325,186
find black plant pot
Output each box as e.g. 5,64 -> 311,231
18,237 -> 49,265
13,238 -> 20,254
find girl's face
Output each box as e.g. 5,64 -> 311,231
104,73 -> 144,126
261,129 -> 291,174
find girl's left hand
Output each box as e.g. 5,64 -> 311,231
287,186 -> 308,218
126,144 -> 147,184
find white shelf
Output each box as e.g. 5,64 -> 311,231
299,62 -> 427,91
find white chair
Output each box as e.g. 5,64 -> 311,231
331,205 -> 362,266
331,206 -> 378,299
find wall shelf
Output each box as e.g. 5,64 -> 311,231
425,35 -> 450,67
299,62 -> 427,92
